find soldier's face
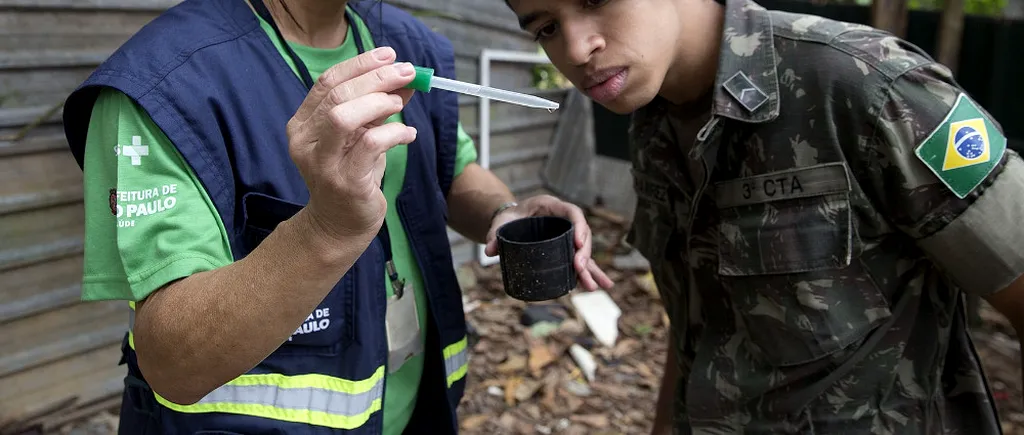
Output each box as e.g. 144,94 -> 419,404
507,0 -> 690,114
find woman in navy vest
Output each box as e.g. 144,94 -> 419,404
62,0 -> 613,433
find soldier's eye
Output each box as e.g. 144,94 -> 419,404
534,22 -> 558,41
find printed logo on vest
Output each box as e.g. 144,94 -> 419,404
111,184 -> 179,228
116,135 -> 150,166
289,308 -> 332,340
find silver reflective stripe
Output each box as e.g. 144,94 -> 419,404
196,380 -> 384,416
444,346 -> 468,378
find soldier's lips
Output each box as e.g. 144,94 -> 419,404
584,68 -> 628,104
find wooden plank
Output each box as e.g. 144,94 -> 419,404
391,0 -> 526,35
0,127 -> 69,157
0,300 -> 125,379
468,127 -> 556,166
23,394 -> 121,433
415,15 -> 535,59
0,50 -> 110,70
0,203 -> 84,272
0,106 -> 63,130
453,57 -> 538,89
0,67 -> 98,111
0,10 -> 157,53
0,254 -> 83,324
463,115 -> 558,141
491,159 -> 546,196
0,343 -> 124,429
0,0 -> 178,9
491,146 -> 549,168
0,150 -> 84,215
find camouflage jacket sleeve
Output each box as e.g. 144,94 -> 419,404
864,60 -> 1024,297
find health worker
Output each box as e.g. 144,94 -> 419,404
503,0 -> 1024,433
61,0 -> 614,434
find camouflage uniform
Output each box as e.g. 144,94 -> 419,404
627,0 -> 1024,433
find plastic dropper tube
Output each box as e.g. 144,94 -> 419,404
405,66 -> 560,112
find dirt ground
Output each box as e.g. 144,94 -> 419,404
49,211 -> 1024,435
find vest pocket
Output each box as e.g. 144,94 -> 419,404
240,192 -> 353,353
714,178 -> 891,367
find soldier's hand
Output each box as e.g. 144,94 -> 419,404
485,194 -> 614,291
286,46 -> 416,245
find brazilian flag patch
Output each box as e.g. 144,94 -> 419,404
914,92 -> 1006,199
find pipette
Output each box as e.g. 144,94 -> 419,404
405,66 -> 560,112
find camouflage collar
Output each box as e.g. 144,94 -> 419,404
710,0 -> 781,123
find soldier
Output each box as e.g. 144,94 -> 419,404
505,0 -> 1024,433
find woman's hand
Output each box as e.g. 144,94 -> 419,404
484,195 -> 615,291
286,46 -> 416,248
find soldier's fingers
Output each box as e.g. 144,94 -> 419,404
294,47 -> 397,123
589,260 -> 614,289
577,266 -> 598,291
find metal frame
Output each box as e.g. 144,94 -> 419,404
475,48 -> 555,266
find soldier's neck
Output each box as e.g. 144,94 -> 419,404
659,2 -> 725,106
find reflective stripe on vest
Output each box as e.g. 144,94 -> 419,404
127,302 -> 384,430
442,335 -> 468,387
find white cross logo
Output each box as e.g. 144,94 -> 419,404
120,136 -> 149,166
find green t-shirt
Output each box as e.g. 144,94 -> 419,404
79,7 -> 477,434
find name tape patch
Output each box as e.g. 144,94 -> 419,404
715,162 -> 850,208
632,169 -> 671,206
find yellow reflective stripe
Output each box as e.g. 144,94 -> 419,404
442,336 -> 468,387
128,302 -> 136,349
126,302 -> 384,430
442,335 -> 466,360
155,397 -> 382,430
152,366 -> 385,430
199,367 -> 384,395
446,363 -> 468,388
154,397 -> 382,430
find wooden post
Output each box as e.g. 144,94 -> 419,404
871,0 -> 909,37
936,0 -> 966,75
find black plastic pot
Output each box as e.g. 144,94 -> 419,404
496,216 -> 577,302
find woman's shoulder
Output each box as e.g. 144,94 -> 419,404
99,1 -> 262,75
350,2 -> 452,49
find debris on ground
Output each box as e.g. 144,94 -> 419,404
49,208 -> 1024,435
456,209 -> 665,434
453,209 -> 1024,435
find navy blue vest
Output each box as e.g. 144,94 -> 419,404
63,1 -> 468,433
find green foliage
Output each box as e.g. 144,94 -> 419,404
530,46 -> 571,90
906,0 -> 1007,15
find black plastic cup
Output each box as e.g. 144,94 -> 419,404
496,216 -> 577,302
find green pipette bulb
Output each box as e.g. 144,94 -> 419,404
405,66 -> 560,111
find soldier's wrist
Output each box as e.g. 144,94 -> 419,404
490,201 -> 518,222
